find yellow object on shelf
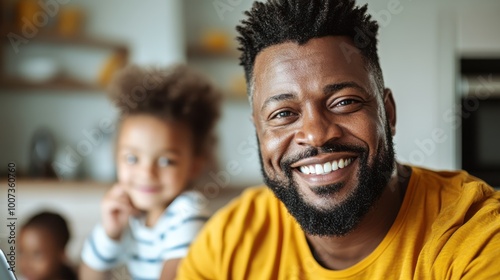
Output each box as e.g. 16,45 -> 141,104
98,51 -> 128,87
58,6 -> 85,36
16,0 -> 39,29
201,30 -> 230,53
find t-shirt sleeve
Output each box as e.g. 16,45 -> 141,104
80,224 -> 127,271
461,234 -> 500,279
160,191 -> 211,261
458,195 -> 500,280
416,184 -> 500,279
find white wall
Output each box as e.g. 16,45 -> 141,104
357,0 -> 453,169
79,0 -> 185,66
457,2 -> 500,55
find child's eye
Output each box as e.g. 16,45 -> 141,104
158,157 -> 172,167
125,154 -> 138,165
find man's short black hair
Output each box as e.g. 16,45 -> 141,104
236,0 -> 384,99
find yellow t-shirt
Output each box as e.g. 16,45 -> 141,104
178,167 -> 500,279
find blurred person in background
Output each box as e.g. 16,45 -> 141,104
79,65 -> 221,280
18,211 -> 77,280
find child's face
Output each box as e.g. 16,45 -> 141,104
18,227 -> 63,280
117,115 -> 201,213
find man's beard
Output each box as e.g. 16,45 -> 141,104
259,123 -> 395,237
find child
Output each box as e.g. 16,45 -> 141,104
18,211 -> 77,280
80,65 -> 221,280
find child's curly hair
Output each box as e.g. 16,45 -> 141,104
108,64 -> 222,156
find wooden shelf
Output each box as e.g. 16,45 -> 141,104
1,25 -> 128,53
0,76 -> 103,92
0,24 -> 129,92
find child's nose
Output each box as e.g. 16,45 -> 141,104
138,162 -> 157,178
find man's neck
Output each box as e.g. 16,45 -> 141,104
305,164 -> 411,270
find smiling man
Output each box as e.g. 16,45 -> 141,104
178,0 -> 500,279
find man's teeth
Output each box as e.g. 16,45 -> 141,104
299,158 -> 353,175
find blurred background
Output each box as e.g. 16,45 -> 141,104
0,0 -> 499,269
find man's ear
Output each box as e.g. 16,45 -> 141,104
383,88 -> 397,136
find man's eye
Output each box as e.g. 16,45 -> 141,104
273,110 -> 295,119
125,154 -> 138,165
158,157 -> 173,167
336,99 -> 359,106
331,98 -> 363,113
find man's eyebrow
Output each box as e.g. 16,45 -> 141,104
261,93 -> 296,112
323,81 -> 367,95
259,82 -> 366,112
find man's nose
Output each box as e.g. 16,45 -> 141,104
294,107 -> 343,147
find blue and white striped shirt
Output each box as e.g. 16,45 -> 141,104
81,191 -> 210,280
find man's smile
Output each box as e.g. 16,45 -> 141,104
298,157 -> 354,175
290,153 -> 359,187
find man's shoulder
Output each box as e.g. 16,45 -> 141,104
410,167 -> 500,278
409,166 -> 500,232
410,166 -> 496,194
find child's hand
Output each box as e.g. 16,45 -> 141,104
101,184 -> 140,240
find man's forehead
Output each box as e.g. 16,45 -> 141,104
252,36 -> 366,87
255,36 -> 358,59
253,36 -> 364,78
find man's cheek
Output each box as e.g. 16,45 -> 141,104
265,136 -> 283,154
262,133 -> 287,163
267,128 -> 293,149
